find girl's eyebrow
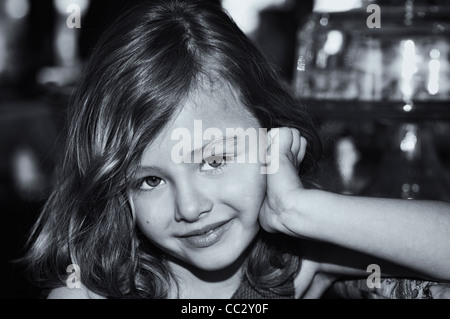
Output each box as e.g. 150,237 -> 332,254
194,136 -> 238,158
134,165 -> 164,177
136,137 -> 239,176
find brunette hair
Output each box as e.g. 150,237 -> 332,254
24,0 -> 321,298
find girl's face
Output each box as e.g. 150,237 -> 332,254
131,84 -> 267,272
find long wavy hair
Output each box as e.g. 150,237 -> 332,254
24,0 -> 322,298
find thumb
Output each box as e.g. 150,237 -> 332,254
265,128 -> 304,191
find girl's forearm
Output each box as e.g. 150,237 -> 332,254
284,189 -> 450,281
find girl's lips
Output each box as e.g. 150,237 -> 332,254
179,220 -> 231,237
178,219 -> 233,248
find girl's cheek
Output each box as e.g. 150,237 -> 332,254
133,196 -> 168,227
227,162 -> 266,199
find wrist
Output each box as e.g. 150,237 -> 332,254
280,188 -> 335,240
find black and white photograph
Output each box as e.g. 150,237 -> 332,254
1,0 -> 450,304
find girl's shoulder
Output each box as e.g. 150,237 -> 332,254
47,285 -> 105,299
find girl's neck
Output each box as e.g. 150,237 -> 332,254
166,250 -> 250,299
168,264 -> 243,299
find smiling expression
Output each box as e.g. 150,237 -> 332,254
130,84 -> 267,272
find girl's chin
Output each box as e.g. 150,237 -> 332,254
193,259 -> 239,272
167,245 -> 250,275
185,243 -> 256,274
184,251 -> 243,271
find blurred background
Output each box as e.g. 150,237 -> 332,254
1,0 -> 449,299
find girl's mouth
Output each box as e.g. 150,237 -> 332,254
178,219 -> 233,248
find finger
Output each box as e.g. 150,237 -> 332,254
265,127 -> 302,187
294,257 -> 334,299
294,259 -> 316,299
290,129 -> 303,167
285,129 -> 307,187
269,127 -> 291,157
297,136 -> 308,168
295,137 -> 307,189
302,274 -> 334,299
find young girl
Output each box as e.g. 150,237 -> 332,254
24,0 -> 450,299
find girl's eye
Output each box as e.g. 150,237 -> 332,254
140,176 -> 165,190
201,156 -> 228,171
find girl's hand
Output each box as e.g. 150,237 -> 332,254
259,127 -> 307,235
293,257 -> 338,299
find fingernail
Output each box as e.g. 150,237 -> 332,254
267,130 -> 275,147
268,129 -> 279,145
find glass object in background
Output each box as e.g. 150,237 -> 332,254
37,0 -> 90,87
294,1 -> 450,201
0,0 -> 31,91
295,3 -> 450,102
365,122 -> 450,201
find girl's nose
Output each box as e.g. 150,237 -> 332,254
174,180 -> 213,223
